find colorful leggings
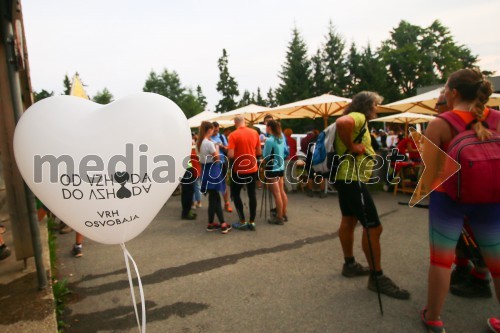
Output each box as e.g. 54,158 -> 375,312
429,192 -> 500,277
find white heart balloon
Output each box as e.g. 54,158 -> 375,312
14,93 -> 191,244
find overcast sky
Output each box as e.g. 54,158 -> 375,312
23,0 -> 500,110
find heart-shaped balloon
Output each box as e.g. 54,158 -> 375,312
14,93 -> 191,244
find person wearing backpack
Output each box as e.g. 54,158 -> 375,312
420,69 -> 500,333
335,91 -> 410,300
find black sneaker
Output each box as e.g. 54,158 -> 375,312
450,264 -> 471,285
368,275 -> 410,300
71,245 -> 83,258
0,244 -> 11,260
306,190 -> 314,197
342,262 -> 370,277
450,275 -> 492,298
206,223 -> 220,232
220,223 -> 232,234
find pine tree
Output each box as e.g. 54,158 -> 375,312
196,85 -> 207,110
216,49 -> 239,112
276,27 -> 312,104
255,87 -> 266,105
345,42 -> 362,96
359,44 -> 399,102
311,49 -> 328,96
34,89 -> 54,102
238,90 -> 254,107
93,88 -> 114,104
63,74 -> 71,95
266,88 -> 278,107
322,22 -> 349,96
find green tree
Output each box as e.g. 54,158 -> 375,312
379,20 -> 480,98
255,87 -> 266,106
216,49 -> 239,112
143,69 -> 185,105
143,68 -> 204,117
92,88 -> 114,104
34,89 -> 54,102
311,49 -> 328,96
358,45 -> 400,102
62,74 -> 71,95
179,89 -> 204,118
196,85 -> 207,110
266,88 -> 278,107
238,90 -> 255,107
322,22 -> 349,96
276,27 -> 312,104
345,42 -> 362,96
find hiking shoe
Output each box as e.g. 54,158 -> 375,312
342,262 -> 370,277
206,223 -> 220,232
220,223 -> 232,234
420,307 -> 446,333
267,216 -> 284,225
71,245 -> 83,258
450,275 -> 492,298
488,318 -> 500,332
224,202 -> 233,213
0,244 -> 12,260
450,264 -> 471,285
368,274 -> 410,299
232,222 -> 249,231
247,222 -> 256,231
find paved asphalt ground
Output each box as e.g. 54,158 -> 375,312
56,190 -> 499,333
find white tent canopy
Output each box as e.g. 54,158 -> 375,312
212,104 -> 274,124
187,110 -> 232,128
263,94 -> 352,128
384,88 -> 500,115
370,112 -> 435,124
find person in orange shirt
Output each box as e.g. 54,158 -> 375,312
228,116 -> 262,231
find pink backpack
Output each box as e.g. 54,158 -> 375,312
439,109 -> 500,204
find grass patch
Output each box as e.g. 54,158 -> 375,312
47,215 -> 71,332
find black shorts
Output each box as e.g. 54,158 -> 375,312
335,181 -> 381,228
265,170 -> 284,178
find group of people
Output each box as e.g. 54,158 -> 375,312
181,114 -> 291,235
182,68 -> 500,333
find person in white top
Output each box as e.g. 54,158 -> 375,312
196,121 -> 231,234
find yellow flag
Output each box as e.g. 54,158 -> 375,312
70,74 -> 89,100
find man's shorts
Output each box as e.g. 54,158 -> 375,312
335,181 -> 381,228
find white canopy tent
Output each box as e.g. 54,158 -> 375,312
383,88 -> 500,115
211,104 -> 290,125
370,112 -> 436,135
187,110 -> 232,128
262,94 -> 352,128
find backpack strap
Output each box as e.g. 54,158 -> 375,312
485,108 -> 500,131
440,109 -> 500,134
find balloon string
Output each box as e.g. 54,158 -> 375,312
121,243 -> 146,333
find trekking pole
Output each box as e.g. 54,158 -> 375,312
355,156 -> 384,316
260,179 -> 265,217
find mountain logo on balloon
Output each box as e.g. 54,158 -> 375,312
114,171 -> 132,199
